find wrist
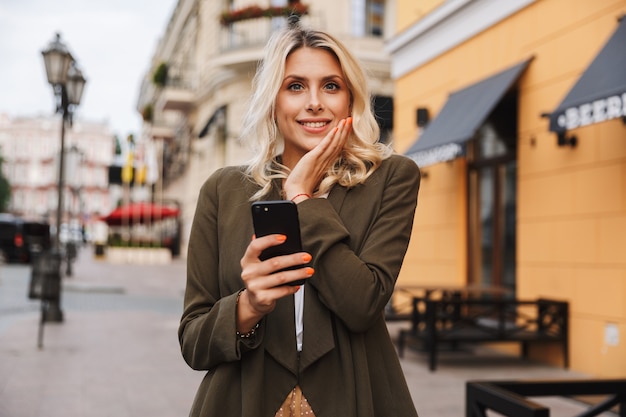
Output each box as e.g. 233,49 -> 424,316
290,193 -> 312,203
236,289 -> 262,333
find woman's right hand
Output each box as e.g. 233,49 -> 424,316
237,234 -> 313,331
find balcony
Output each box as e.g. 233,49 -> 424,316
148,115 -> 176,140
216,13 -> 324,68
149,124 -> 175,140
214,13 -> 390,86
155,77 -> 195,114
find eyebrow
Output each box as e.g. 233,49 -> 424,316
283,74 -> 345,83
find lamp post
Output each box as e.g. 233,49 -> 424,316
64,144 -> 84,276
66,144 -> 84,219
40,32 -> 87,323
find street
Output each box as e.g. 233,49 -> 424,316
0,248 -> 603,417
0,249 -> 201,417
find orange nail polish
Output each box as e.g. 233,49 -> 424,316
277,234 -> 287,242
302,253 -> 312,262
305,267 -> 315,276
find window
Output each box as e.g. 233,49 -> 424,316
351,0 -> 385,37
270,0 -> 288,31
373,95 -> 393,143
367,0 -> 384,37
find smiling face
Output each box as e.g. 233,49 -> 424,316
275,47 -> 352,166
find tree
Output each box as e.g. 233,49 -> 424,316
0,155 -> 11,212
114,135 -> 122,156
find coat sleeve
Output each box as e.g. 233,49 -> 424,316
298,155 -> 420,332
178,168 -> 262,371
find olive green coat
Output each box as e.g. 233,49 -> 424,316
179,154 -> 420,417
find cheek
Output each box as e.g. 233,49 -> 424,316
331,96 -> 352,118
275,115 -> 296,139
276,94 -> 301,114
274,105 -> 291,127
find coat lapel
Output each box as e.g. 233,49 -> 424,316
265,297 -> 299,374
300,285 -> 335,371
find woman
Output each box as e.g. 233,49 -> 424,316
179,18 -> 420,417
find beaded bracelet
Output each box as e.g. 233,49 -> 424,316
290,193 -> 312,202
236,289 -> 260,338
237,321 -> 260,339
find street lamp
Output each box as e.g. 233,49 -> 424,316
66,144 -> 84,217
64,144 -> 84,276
40,32 -> 87,323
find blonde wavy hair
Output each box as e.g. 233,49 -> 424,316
241,18 -> 392,200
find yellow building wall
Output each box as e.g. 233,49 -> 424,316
397,159 -> 467,287
395,0 -> 443,33
395,0 -> 626,376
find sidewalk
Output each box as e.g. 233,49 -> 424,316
0,248 -> 604,417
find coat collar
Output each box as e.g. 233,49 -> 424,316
265,278 -> 338,374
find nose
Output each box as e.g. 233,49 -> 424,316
306,92 -> 323,112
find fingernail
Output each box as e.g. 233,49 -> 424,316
347,117 -> 352,124
305,267 -> 315,276
277,235 -> 287,242
302,253 -> 312,262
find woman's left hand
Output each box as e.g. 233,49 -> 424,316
283,117 -> 352,200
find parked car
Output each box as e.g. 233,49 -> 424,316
0,213 -> 51,263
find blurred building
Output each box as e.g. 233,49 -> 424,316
0,113 -> 115,230
388,0 -> 626,376
136,0 -> 395,255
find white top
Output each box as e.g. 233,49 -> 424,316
295,285 -> 304,351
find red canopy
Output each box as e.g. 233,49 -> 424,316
101,203 -> 179,226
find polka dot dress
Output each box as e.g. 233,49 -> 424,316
275,386 -> 315,416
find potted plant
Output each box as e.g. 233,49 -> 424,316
141,103 -> 154,123
152,62 -> 168,87
220,1 -> 309,26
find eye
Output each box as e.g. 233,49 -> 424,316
324,82 -> 340,91
287,82 -> 304,91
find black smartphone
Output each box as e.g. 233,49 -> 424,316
251,200 -> 306,286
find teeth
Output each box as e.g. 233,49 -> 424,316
301,121 -> 327,128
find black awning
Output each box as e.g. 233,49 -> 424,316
549,16 -> 626,133
198,105 -> 226,138
405,59 -> 532,167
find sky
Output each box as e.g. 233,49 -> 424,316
0,0 -> 178,139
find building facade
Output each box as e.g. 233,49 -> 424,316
136,0 -> 396,255
0,113 -> 115,233
388,0 -> 626,376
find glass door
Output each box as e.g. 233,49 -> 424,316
468,160 -> 516,294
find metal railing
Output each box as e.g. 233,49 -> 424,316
466,379 -> 626,417
219,13 -> 325,52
